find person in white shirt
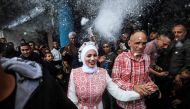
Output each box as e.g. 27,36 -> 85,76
51,41 -> 62,61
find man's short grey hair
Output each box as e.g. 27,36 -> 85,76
68,32 -> 76,38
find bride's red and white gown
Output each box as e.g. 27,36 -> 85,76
67,67 -> 140,109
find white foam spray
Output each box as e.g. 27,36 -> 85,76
93,0 -> 156,40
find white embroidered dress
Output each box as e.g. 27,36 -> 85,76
68,67 -> 140,109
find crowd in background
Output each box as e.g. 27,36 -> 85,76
0,20 -> 190,109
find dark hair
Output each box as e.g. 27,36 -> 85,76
43,52 -> 52,57
0,42 -> 19,58
158,30 -> 174,41
173,20 -> 188,29
101,41 -> 111,47
28,41 -> 35,44
20,42 -> 30,47
20,38 -> 26,44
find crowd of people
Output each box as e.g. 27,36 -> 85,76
0,21 -> 190,109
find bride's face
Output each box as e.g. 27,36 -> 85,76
84,49 -> 98,68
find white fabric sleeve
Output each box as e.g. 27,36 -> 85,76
67,71 -> 79,108
106,72 -> 141,101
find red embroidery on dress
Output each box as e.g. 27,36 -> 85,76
73,68 -> 107,109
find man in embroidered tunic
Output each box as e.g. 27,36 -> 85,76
112,31 -> 158,109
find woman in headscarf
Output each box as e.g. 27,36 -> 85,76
67,41 -> 141,109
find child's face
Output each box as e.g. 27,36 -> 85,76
102,44 -> 111,54
44,53 -> 53,62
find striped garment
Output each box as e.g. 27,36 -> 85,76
112,51 -> 157,109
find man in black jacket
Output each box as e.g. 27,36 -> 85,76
156,22 -> 190,109
168,23 -> 190,77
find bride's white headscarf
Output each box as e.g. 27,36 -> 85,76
79,42 -> 98,74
